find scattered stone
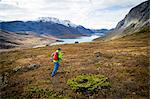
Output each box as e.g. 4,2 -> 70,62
0,72 -> 9,89
26,64 -> 40,70
12,64 -> 40,73
132,92 -> 136,95
0,75 -> 3,87
94,52 -> 103,57
13,66 -> 22,72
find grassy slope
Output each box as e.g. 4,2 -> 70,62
0,28 -> 149,98
0,30 -> 56,50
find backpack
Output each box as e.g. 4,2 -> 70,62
53,52 -> 59,60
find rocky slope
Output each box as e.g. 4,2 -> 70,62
104,0 -> 150,40
0,17 -> 93,39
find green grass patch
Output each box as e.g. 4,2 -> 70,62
27,86 -> 56,98
95,63 -> 101,68
67,74 -> 111,93
26,85 -> 71,98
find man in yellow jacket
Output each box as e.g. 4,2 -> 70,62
51,48 -> 62,77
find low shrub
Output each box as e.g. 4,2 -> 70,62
26,86 -> 57,98
67,74 -> 111,93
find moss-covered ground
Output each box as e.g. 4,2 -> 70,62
0,28 -> 149,98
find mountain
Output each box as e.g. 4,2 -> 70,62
91,29 -> 113,36
104,0 -> 150,40
0,17 -> 93,39
92,29 -> 109,33
38,17 -> 78,28
0,30 -> 56,49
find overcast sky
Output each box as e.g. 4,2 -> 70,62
0,0 -> 146,29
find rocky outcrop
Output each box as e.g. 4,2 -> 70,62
13,64 -> 40,73
0,72 -> 9,90
105,0 -> 150,40
0,64 -> 40,90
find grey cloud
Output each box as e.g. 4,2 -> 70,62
0,0 -> 147,28
0,3 -> 19,10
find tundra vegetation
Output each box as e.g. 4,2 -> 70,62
0,27 -> 149,98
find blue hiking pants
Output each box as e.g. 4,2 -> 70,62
51,62 -> 59,77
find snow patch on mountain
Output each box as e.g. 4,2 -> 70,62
38,17 -> 78,28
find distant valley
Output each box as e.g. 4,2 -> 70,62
0,17 -> 110,50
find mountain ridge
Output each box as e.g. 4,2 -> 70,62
0,17 -> 94,39
37,17 -> 78,28
103,0 -> 149,40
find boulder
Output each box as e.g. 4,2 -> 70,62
12,64 -> 40,73
13,66 -> 22,72
94,52 -> 103,57
26,64 -> 40,70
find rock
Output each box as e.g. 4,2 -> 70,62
0,75 -> 3,86
132,92 -> 136,95
75,41 -> 79,44
94,52 -> 103,57
13,66 -> 22,72
12,64 -> 40,73
26,64 -> 40,70
0,72 -> 9,89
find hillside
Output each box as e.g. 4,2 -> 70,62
103,0 -> 149,40
0,28 -> 149,98
0,0 -> 149,98
0,30 -> 56,50
91,28 -> 112,36
0,30 -> 21,49
0,17 -> 93,39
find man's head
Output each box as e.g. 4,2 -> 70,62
57,48 -> 61,51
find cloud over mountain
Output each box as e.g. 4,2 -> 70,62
0,0 -> 146,29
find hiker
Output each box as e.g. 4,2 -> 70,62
51,48 -> 62,77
